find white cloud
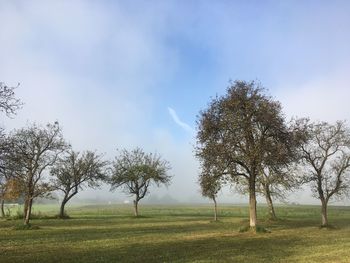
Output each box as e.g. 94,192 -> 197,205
276,70 -> 350,123
275,70 -> 350,205
167,107 -> 194,134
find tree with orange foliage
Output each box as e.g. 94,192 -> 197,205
0,178 -> 22,217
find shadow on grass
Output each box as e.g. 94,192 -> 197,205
1,234 -> 302,263
1,219 -> 233,243
12,223 -> 40,230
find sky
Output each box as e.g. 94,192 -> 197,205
1,0 -> 350,205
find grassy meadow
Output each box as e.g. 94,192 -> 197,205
0,204 -> 349,263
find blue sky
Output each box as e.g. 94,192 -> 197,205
1,0 -> 350,204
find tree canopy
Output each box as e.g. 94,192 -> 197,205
196,80 -> 302,228
109,148 -> 171,216
300,120 -> 350,226
6,122 -> 68,225
51,150 -> 108,218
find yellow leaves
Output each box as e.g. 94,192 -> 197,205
3,178 -> 22,201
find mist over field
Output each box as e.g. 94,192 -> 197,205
1,1 -> 350,206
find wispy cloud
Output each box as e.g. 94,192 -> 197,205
167,107 -> 194,134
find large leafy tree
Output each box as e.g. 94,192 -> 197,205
7,122 -> 67,225
196,81 -> 300,228
233,131 -> 304,221
300,121 -> 350,227
109,148 -> 171,217
51,150 -> 108,218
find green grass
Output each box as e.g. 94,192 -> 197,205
0,204 -> 349,262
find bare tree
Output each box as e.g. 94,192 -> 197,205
7,122 -> 67,225
257,118 -> 307,220
301,121 -> 350,227
0,82 -> 23,117
51,150 -> 108,218
0,81 -> 23,215
257,165 -> 301,220
196,81 -> 300,229
109,148 -> 171,217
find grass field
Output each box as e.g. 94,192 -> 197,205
0,204 -> 349,263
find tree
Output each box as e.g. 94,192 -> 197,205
300,121 -> 350,227
233,123 -> 304,221
0,128 -> 7,217
198,154 -> 224,221
199,172 -> 221,221
0,173 -> 8,217
109,148 -> 171,217
256,165 -> 300,220
0,81 -> 23,216
51,150 -> 108,218
196,81 -> 299,229
7,122 -> 67,225
0,178 -> 22,217
0,82 -> 23,117
256,120 -> 307,220
0,129 -> 15,217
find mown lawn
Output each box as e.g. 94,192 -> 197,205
0,204 -> 349,262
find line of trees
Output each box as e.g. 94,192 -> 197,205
196,81 -> 350,228
1,80 -> 349,229
0,82 -> 172,225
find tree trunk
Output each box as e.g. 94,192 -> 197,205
133,200 -> 139,217
23,197 -> 29,218
265,186 -> 277,220
321,199 -> 328,227
24,198 -> 33,225
249,178 -> 257,228
59,199 -> 67,218
58,190 -> 77,218
213,197 -> 218,221
0,199 -> 5,218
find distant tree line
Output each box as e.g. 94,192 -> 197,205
196,81 -> 350,229
0,82 -> 172,225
